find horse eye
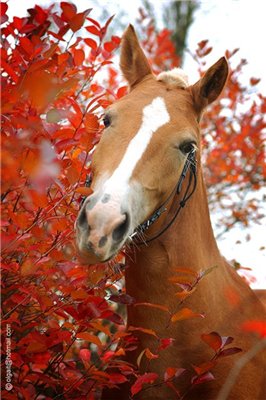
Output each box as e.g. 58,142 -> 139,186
103,115 -> 111,128
180,142 -> 195,154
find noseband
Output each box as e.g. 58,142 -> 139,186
81,148 -> 197,245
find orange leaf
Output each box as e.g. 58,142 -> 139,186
26,342 -> 47,354
21,260 -> 35,276
69,12 -> 88,32
75,187 -> 93,196
73,48 -> 85,66
145,348 -> 158,360
84,113 -> 99,133
134,302 -> 169,313
171,308 -> 204,323
76,332 -> 102,347
128,326 -> 158,338
71,289 -> 88,299
192,360 -> 217,375
175,287 -> 196,300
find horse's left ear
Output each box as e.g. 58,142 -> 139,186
120,24 -> 152,89
191,57 -> 229,116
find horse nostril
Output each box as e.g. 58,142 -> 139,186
77,206 -> 90,231
112,213 -> 130,242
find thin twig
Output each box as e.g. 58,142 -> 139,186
216,339 -> 266,400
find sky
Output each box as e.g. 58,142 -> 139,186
5,0 -> 266,288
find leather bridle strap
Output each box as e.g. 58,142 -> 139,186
129,149 -> 197,244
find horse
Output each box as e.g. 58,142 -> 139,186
75,25 -> 265,400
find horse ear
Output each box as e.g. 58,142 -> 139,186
120,24 -> 152,88
191,57 -> 228,116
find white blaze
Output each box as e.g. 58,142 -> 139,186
105,97 -> 170,190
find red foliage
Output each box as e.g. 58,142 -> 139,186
1,3 -> 265,399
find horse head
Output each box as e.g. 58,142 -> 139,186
75,25 -> 228,264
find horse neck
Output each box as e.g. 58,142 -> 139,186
125,165 -> 224,301
163,166 -> 222,268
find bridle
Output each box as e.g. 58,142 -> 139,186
129,147 -> 197,244
81,148 -> 197,245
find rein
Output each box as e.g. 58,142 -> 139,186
81,148 -> 197,245
129,148 -> 197,244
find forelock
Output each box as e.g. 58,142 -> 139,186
156,68 -> 189,89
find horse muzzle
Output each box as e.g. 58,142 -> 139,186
75,193 -> 130,264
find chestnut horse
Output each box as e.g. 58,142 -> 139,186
76,26 -> 265,400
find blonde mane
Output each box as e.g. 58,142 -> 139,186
156,68 -> 189,89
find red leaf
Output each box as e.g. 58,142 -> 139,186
201,332 -> 222,352
112,35 -> 121,45
84,38 -> 98,51
116,86 -> 128,99
164,367 -> 186,381
158,337 -> 174,351
198,40 -> 208,49
191,371 -> 215,386
221,336 -> 234,347
26,342 -> 47,354
60,2 -> 77,21
20,37 -> 34,55
131,373 -> 158,396
69,10 -> 91,32
79,348 -> 91,362
86,17 -> 101,29
104,41 -> 116,53
1,60 -> 18,83
109,293 -> 136,305
34,5 -> 48,24
241,320 -> 266,338
101,310 -> 124,325
250,78 -> 260,86
102,15 -> 114,37
1,1 -> 8,24
1,2 -> 8,16
85,25 -> 100,36
73,48 -> 85,66
109,373 -> 128,384
218,347 -> 242,358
